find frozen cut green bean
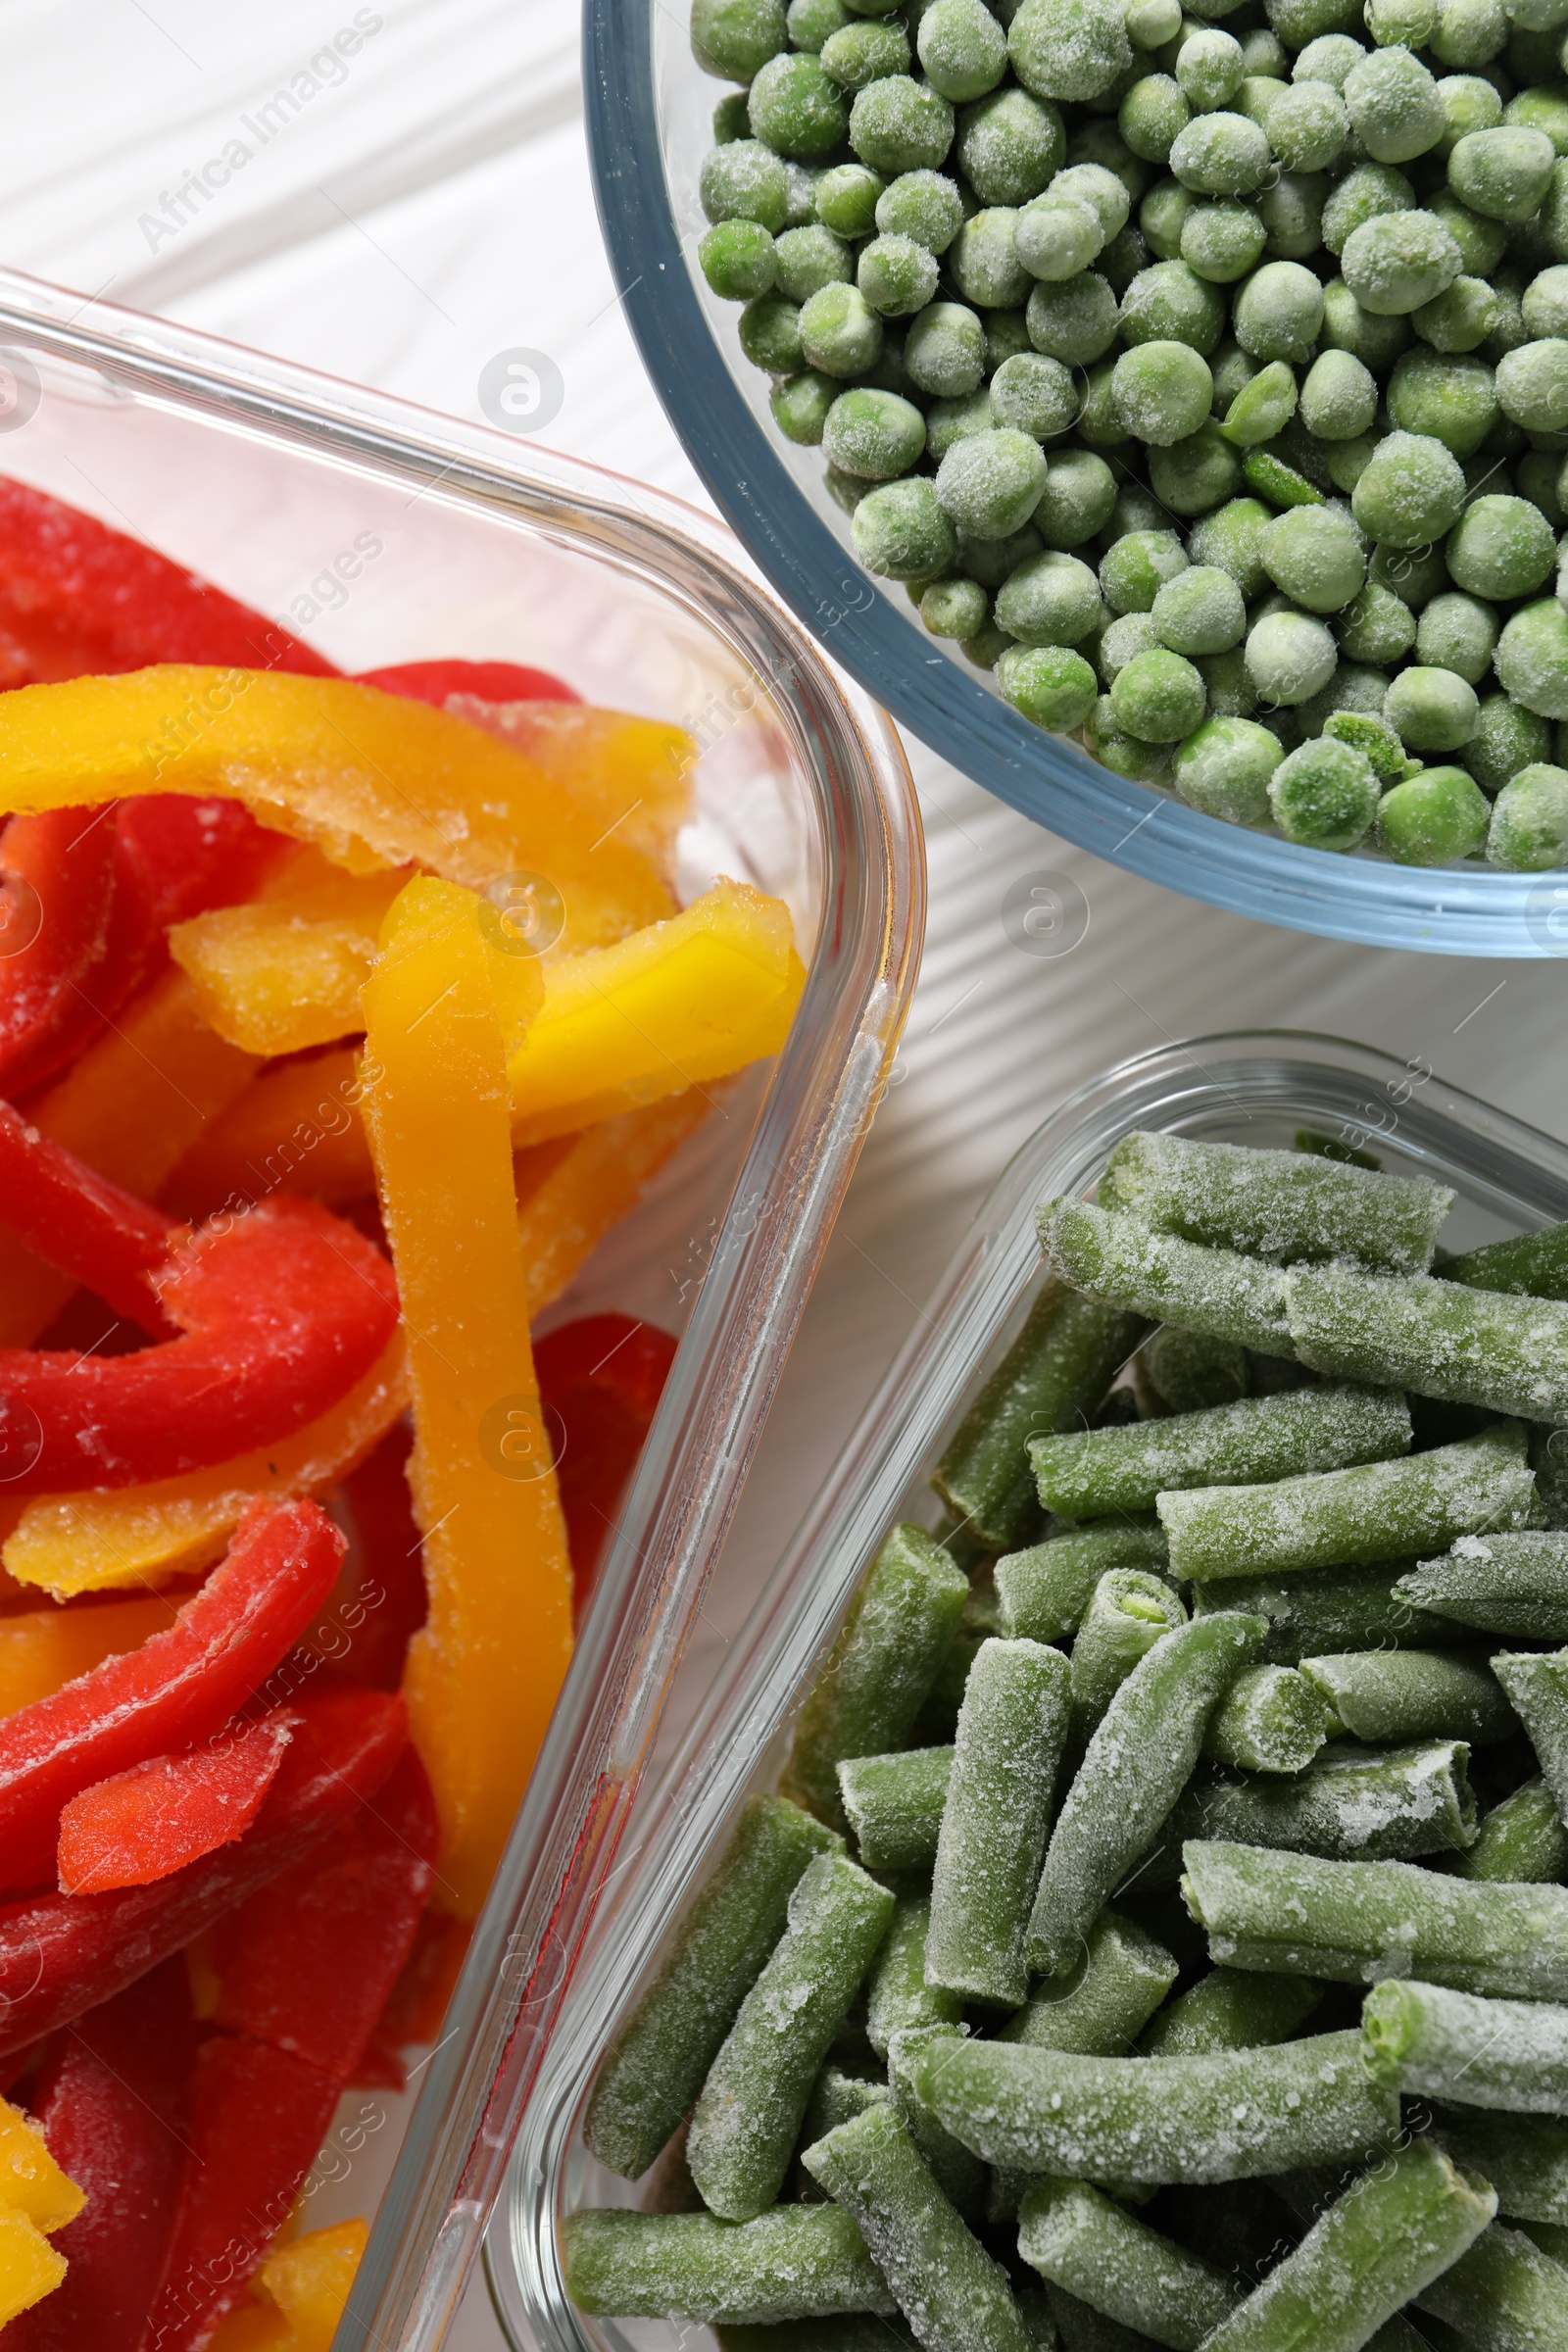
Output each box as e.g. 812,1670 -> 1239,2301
785,1525 -> 968,1832
1143,1326 -> 1252,1415
885,2024 -> 988,2222
1038,1200 -> 1297,1360
839,1746 -> 953,1874
690,1853 -> 896,2221
1491,1649 -> 1568,1828
999,1911 -> 1180,2053
1017,2178 -> 1240,2351
560,2205 -> 899,2323
866,1892 -> 961,2056
1099,1131 -> 1451,1274
1451,1778 -> 1568,1885
1202,1663 -> 1337,1774
1027,1611 -> 1266,1977
1045,2284 -> 1161,2352
1070,1573 -> 1189,1725
928,1637 -> 1071,2004
916,1581 -> 1002,1741
585,1793 -> 843,2178
1030,1384 -> 1411,1524
1434,2110 -> 1568,2226
1443,1220 -> 1568,1302
1182,1839 -> 1568,2000
903,2028 -> 1396,2183
1363,1978 -> 1568,2112
1194,1567 -> 1457,1663
1179,1740 -> 1478,1865
998,1519 -> 1170,1643
802,2101 -> 1032,2352
802,2069 -> 892,2151
1299,1649 -> 1516,1746
1199,2140 -> 1495,2352
1397,1533 -> 1568,1642
1286,1260 -> 1568,1427
933,1279 -> 1148,1551
1159,1423 -> 1536,1583
1138,1965 -> 1322,2056
1413,2222 -> 1568,2352
718,2323 -> 917,2352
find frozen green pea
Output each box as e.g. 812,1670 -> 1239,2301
936,427 -> 1048,538
1100,225 -> 1153,294
1320,278 -> 1413,377
1322,436 -> 1379,495
927,1638 -> 1072,2004
1268,79 -> 1348,172
1240,28 -> 1290,74
986,307 -> 1034,371
1177,30 -> 1246,113
1295,33 -> 1365,86
1438,71 -> 1506,157
1254,171 -> 1327,264
739,292 -> 806,370
1344,44 -> 1446,163
1142,174 -> 1196,259
1246,611 -> 1338,706
1297,662 -> 1396,738
703,140 -> 793,231
771,369 -> 839,444
1167,109 -> 1272,196
1181,199 -> 1267,283
1452,123 -> 1558,220
1109,479 -> 1168,536
1019,2179 -> 1240,2351
789,0 -> 851,49
1298,350 -> 1378,443
749,53 -> 852,158
1234,262 -> 1325,365
839,1744 -> 953,1872
850,74 -> 955,172
820,17 -> 912,86
1322,707 -> 1409,781
774,224 -> 856,302
1055,160 -> 1136,239
951,207 -> 1033,306
858,232 -> 941,315
816,161 -> 886,237
1016,192 -> 1106,280
693,0 -> 790,82
1343,211 -> 1464,316
1140,1965 -> 1321,2055
1151,421 -> 1247,517
1268,735 -> 1381,847
1390,350 -> 1497,460
916,0 -> 1009,99
1416,592 -> 1499,684
1450,1775 -> 1568,1884
1127,0 -> 1183,49
1037,446 -> 1119,544
921,573 -> 991,639
803,2103 -> 1032,2352
905,299 -> 986,394
1099,611 -> 1163,679
1189,496 -> 1270,596
1173,713 -> 1281,819
908,2025 -> 1395,2181
824,465 -> 872,516
1489,757 -> 1568,862
1119,259 -> 1226,350
1323,162 -> 1415,255
822,389 -> 927,480
1121,74 -> 1194,164
1100,527 -> 1189,612
998,549 -> 1102,642
928,389 -> 998,461
1070,1569 -> 1189,1723
1528,264 -> 1568,339
1338,585 -> 1416,667
1429,189 -> 1509,277
1496,335 -> 1568,432
1368,0 -> 1438,41
1262,507 -> 1366,614
1414,274 -> 1500,354
562,2205 -> 897,2325
1151,564 -> 1247,653
1300,1647 -> 1514,1744
1385,663 -> 1481,752
800,281 -> 884,375
992,351 -> 1079,441
999,642 -> 1102,726
1110,644 -> 1207,738
1463,690 -> 1556,792
1009,0 -> 1135,104
1200,1661 -> 1335,1774
1111,338 -> 1213,443
1495,601 -> 1568,719
1378,763 -> 1493,861
874,166 -> 961,248
1353,430 -> 1468,547
956,87 -> 1067,205
1027,270 -> 1120,362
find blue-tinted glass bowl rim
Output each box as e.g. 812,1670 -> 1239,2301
584,0 -> 1568,959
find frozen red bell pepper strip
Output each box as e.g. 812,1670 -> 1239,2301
328,1419 -> 428,1690
0,1192 -> 400,1493
356,656 -> 578,706
55,1709 -> 296,1894
0,476 -> 338,687
0,808 -> 118,1098
0,1498 -> 342,1890
535,1312 -> 678,1628
0,1100 -> 181,1336
0,1686 -> 406,2056
5,1957 -> 196,2352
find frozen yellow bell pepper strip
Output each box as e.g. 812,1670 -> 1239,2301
500,878 -> 805,1146
0,667 -> 673,946
447,697 -> 695,879
515,1089 -> 712,1316
361,874 -> 573,1918
168,854 -> 410,1058
0,969 -> 259,1347
204,2218 -> 369,2352
0,2208 -> 67,2327
0,1593 -> 176,1717
0,2095 -> 85,2233
2,1335 -> 409,1597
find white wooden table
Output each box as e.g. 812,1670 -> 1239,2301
3,7 -> 1565,2340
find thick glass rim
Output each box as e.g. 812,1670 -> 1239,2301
584,0 -> 1568,959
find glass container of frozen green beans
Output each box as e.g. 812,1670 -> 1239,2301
489,1026 -> 1568,2352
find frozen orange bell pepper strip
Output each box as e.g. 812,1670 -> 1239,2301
360,873 -> 573,1916
57,1708 -> 297,1894
205,2219 -> 369,2352
0,1594 -> 176,1718
161,1044 -> 378,1221
0,666 -> 674,943
447,696 -> 695,878
515,1088 -> 712,1314
167,857 -> 408,1057
3,1333 -> 408,1597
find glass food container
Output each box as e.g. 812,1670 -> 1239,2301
0,268 -> 922,2352
491,1024 -> 1568,2352
583,0 -> 1568,959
